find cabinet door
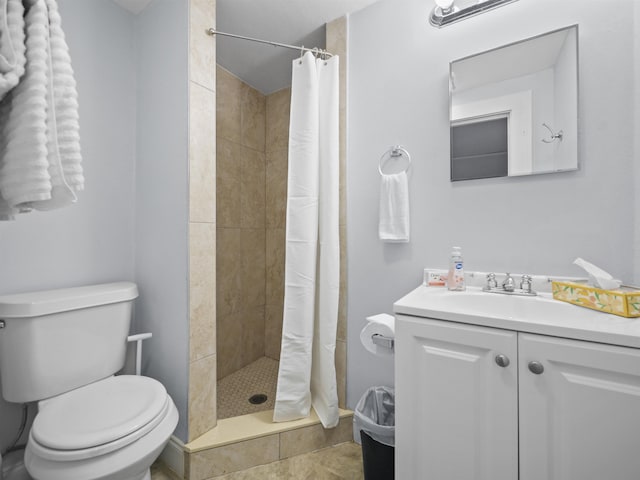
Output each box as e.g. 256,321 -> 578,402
395,315 -> 518,480
519,333 -> 640,480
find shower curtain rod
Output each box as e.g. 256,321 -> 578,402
206,28 -> 334,58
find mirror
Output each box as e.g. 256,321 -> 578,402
449,25 -> 578,181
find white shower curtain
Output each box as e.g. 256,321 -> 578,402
273,51 -> 340,429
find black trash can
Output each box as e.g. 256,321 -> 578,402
353,386 -> 395,480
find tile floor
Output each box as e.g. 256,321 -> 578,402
152,441 -> 363,480
217,357 -> 279,419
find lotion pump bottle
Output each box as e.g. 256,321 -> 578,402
447,246 -> 465,291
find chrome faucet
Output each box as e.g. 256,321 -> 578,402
483,272 -> 537,296
502,273 -> 515,292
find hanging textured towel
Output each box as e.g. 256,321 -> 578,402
0,0 -> 82,219
0,0 -> 25,101
378,171 -> 410,242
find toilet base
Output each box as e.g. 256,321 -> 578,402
1,451 -> 32,480
131,469 -> 150,480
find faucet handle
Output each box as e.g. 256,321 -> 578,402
486,273 -> 498,289
502,273 -> 515,292
520,275 -> 533,293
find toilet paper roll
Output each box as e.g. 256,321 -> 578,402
360,313 -> 395,356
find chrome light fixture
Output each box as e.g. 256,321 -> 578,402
429,0 -> 519,28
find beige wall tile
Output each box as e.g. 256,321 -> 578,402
264,304 -> 283,360
240,228 -> 266,308
266,88 -> 291,153
217,228 -> 242,317
190,222 -> 217,363
240,147 -> 265,229
216,138 -> 242,228
265,149 -> 288,229
190,83 -> 216,223
265,228 -> 285,307
242,305 -> 266,365
337,224 -> 347,343
216,311 -> 243,379
188,434 -> 280,479
279,416 -> 353,459
327,16 -> 348,412
217,66 -> 242,143
189,353 -> 217,441
240,84 -> 266,152
190,0 -> 216,91
336,340 -> 347,409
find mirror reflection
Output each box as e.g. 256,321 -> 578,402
450,25 -> 578,181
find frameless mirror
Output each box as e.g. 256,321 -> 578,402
449,25 -> 578,181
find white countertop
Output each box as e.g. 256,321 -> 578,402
394,285 -> 640,348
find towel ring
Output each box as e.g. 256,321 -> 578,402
379,145 -> 411,175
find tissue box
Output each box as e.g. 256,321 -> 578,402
552,281 -> 640,318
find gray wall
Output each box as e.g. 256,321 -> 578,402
347,0 -> 637,407
0,0 -> 137,452
133,0 -> 190,442
0,0 -> 191,449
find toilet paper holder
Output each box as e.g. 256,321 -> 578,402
372,333 -> 394,350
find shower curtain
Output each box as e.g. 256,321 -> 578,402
273,51 -> 340,429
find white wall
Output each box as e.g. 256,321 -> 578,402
133,0 -> 190,442
347,0 -> 636,407
0,0 -> 137,452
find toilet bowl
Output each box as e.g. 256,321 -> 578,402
24,376 -> 178,480
0,282 -> 179,480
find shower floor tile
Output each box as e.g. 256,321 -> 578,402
217,356 -> 279,419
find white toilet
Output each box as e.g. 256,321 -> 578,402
0,282 -> 179,480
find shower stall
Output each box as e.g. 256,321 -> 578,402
215,65 -> 292,419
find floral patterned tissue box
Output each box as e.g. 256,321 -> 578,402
552,281 -> 640,318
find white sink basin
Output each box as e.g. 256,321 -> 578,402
394,286 -> 640,348
415,287 -> 578,322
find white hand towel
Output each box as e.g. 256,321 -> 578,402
378,171 -> 410,243
0,0 -> 26,101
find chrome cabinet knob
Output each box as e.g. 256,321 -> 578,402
528,361 -> 544,374
495,354 -> 510,368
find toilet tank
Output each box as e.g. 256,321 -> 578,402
0,282 -> 139,403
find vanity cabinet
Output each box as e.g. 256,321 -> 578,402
395,314 -> 640,480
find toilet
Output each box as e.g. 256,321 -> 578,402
0,282 -> 178,480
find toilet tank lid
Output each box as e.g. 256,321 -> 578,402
0,282 -> 139,318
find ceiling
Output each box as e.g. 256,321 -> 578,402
216,0 -> 379,94
112,0 -> 380,95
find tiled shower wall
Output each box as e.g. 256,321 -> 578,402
216,66 -> 267,380
265,87 -> 291,360
188,0 -> 217,441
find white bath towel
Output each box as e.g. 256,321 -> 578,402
378,171 -> 410,243
0,0 -> 26,100
0,0 -> 50,217
0,0 -> 82,218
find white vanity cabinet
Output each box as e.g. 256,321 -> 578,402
395,313 -> 640,480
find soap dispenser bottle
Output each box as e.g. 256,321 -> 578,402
447,246 -> 465,291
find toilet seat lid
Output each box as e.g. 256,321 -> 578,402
32,375 -> 168,450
